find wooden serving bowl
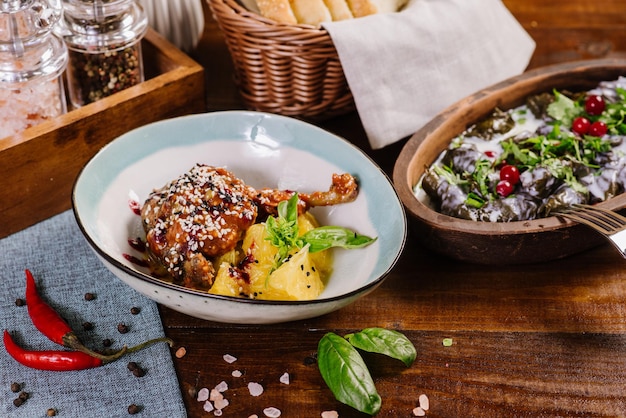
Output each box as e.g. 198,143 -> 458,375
393,59 -> 626,264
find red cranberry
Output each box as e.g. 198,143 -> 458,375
496,180 -> 514,197
571,116 -> 591,135
585,95 -> 606,115
484,150 -> 497,158
499,165 -> 520,185
588,121 -> 608,137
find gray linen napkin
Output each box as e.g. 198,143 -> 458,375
323,0 -> 536,149
0,211 -> 186,417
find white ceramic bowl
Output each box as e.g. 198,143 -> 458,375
73,111 -> 406,324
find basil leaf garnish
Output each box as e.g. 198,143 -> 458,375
345,328 -> 417,367
300,226 -> 377,253
317,332 -> 382,415
265,193 -> 377,267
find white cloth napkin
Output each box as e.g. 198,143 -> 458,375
322,0 -> 536,149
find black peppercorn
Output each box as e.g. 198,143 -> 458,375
130,306 -> 140,315
117,323 -> 129,334
127,361 -> 145,377
67,45 -> 143,106
84,292 -> 96,301
10,382 -> 20,393
82,322 -> 94,331
128,403 -> 141,415
14,298 -> 25,307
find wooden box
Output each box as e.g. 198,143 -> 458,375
0,29 -> 206,239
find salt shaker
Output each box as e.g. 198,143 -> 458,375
0,0 -> 68,139
58,0 -> 148,107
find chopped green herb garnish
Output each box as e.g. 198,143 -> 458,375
265,193 -> 377,273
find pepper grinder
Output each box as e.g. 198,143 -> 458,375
0,0 -> 68,139
57,0 -> 148,107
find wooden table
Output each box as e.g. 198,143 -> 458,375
165,1 -> 626,416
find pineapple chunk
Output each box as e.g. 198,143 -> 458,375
209,212 -> 331,301
256,245 -> 324,300
242,224 -> 277,295
209,262 -> 246,297
214,248 -> 240,268
298,212 -> 333,278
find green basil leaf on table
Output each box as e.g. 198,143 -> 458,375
345,327 -> 417,367
317,332 -> 382,415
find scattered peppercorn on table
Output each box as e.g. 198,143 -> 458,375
3,0 -> 626,416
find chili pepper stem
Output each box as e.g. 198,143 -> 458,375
62,333 -> 173,363
125,337 -> 174,354
62,332 -> 128,362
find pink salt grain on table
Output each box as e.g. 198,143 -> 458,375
263,407 -> 281,417
279,372 -> 290,384
223,354 -> 237,363
248,382 -> 264,397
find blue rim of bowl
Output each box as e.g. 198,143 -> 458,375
72,110 -> 407,306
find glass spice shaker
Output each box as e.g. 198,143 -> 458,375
0,0 -> 68,139
58,0 -> 148,107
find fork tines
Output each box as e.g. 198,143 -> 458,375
560,204 -> 626,235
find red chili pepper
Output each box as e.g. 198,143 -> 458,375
6,269 -> 173,371
25,269 -> 74,346
3,330 -> 103,371
24,269 -> 110,358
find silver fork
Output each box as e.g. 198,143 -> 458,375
557,203 -> 626,259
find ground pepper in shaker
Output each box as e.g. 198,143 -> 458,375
57,0 -> 148,107
0,0 -> 68,139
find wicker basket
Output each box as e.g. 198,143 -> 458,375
207,0 -> 355,120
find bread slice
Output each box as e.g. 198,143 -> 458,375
369,0 -> 408,14
289,0 -> 332,25
256,0 -> 298,24
322,0 -> 354,21
345,0 -> 377,17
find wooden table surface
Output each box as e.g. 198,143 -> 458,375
163,1 -> 626,416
